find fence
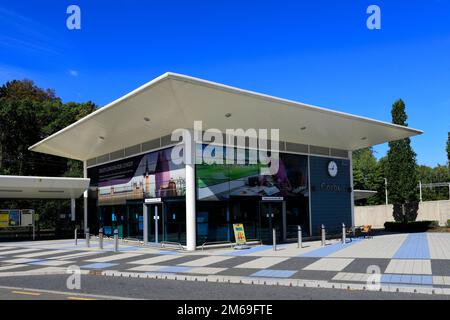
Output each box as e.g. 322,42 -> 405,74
355,200 -> 450,228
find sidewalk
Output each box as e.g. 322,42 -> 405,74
1,233 -> 450,296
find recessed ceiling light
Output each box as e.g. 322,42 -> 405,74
225,113 -> 232,118
144,117 -> 151,122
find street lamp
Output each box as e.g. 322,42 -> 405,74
384,178 -> 388,205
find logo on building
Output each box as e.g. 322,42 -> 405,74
171,121 -> 280,176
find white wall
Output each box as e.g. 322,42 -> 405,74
355,200 -> 450,228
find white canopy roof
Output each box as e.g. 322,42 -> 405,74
29,72 -> 422,161
0,175 -> 90,199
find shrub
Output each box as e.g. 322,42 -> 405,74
384,221 -> 439,232
447,220 -> 450,228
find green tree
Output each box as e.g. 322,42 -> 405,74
417,165 -> 450,201
352,147 -> 385,205
0,80 -> 95,177
0,79 -> 96,229
385,99 -> 419,204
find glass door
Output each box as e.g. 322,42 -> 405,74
259,202 -> 284,244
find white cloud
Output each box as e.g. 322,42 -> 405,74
69,69 -> 79,77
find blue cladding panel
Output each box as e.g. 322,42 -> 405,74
310,156 -> 352,236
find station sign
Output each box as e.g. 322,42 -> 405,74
145,198 -> 162,204
261,196 -> 284,201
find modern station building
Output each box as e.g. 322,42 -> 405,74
29,73 -> 422,250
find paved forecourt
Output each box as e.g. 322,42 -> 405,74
1,233 -> 450,294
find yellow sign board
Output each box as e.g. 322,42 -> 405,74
233,224 -> 247,245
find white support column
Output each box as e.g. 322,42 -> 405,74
185,129 -> 197,251
83,160 -> 88,232
348,151 -> 355,228
71,198 -> 76,222
307,155 -> 312,236
185,162 -> 196,251
143,204 -> 148,245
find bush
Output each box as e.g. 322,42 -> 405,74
447,220 -> 450,228
384,221 -> 439,232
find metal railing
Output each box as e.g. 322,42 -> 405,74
161,241 -> 184,251
201,240 -> 234,251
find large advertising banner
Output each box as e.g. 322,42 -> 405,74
197,147 -> 309,201
88,147 -> 186,205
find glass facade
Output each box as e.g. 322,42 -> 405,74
195,146 -> 310,245
86,144 -> 319,247
88,146 -> 187,244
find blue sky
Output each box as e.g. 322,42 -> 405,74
0,0 -> 449,166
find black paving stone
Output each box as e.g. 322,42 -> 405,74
270,257 -> 319,270
292,270 -> 338,281
207,256 -> 257,268
342,258 -> 391,274
431,260 -> 450,276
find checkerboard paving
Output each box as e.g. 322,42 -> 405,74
1,233 -> 450,291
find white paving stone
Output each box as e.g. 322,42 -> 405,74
86,252 -> 144,263
179,256 -> 234,267
384,259 -> 432,275
29,260 -> 74,266
427,233 -> 450,260
0,264 -> 29,271
16,250 -> 70,258
329,234 -> 408,258
0,248 -> 42,256
303,258 -> 354,271
127,265 -> 165,272
47,251 -> 103,260
2,258 -> 43,264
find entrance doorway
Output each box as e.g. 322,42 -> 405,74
259,201 -> 285,244
146,203 -> 163,243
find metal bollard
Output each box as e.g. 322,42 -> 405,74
321,224 -> 326,247
114,229 -> 119,252
99,228 -> 104,250
74,228 -> 78,246
272,228 -> 277,251
85,228 -> 90,248
297,225 -> 302,249
342,223 -> 346,244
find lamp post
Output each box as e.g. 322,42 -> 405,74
419,181 -> 423,202
384,178 -> 388,205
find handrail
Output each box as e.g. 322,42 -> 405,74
161,241 -> 184,251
